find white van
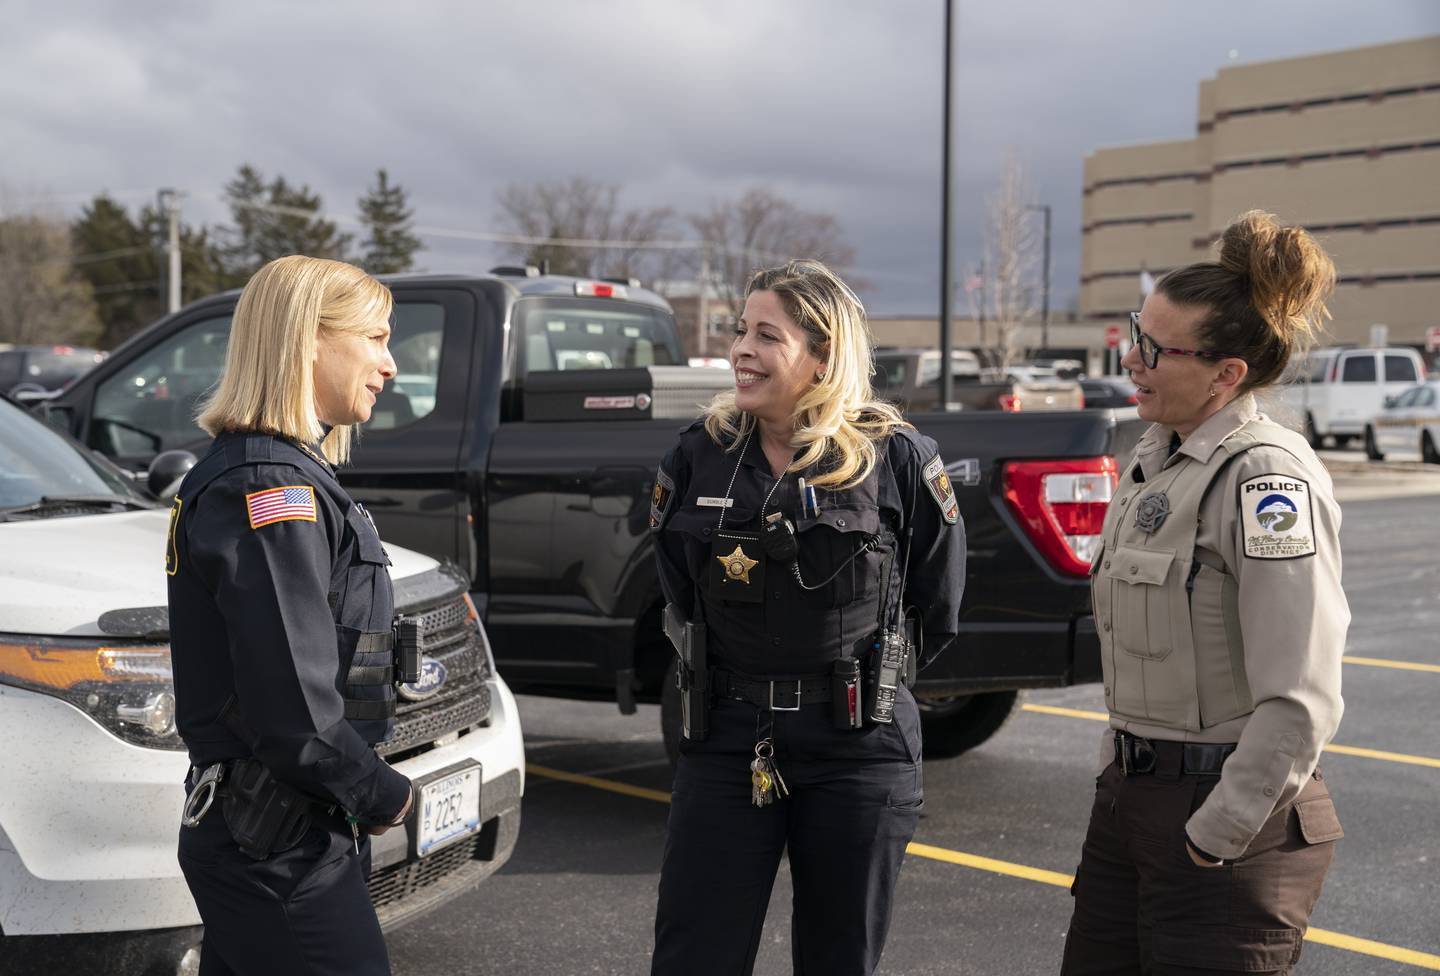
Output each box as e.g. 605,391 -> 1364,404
1280,346 -> 1427,447
0,397 -> 525,973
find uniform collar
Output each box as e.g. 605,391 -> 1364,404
1133,394 -> 1259,478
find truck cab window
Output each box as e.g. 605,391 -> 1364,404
1384,355 -> 1418,383
90,316 -> 233,461
1341,355 -> 1377,383
366,302 -> 444,431
512,298 -> 680,379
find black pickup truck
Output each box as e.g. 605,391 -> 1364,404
44,269 -> 1135,757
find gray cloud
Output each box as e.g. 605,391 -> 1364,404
2,0 -> 1433,316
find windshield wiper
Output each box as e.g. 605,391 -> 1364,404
0,494 -> 153,519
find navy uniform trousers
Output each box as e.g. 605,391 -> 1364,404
652,688 -> 924,976
177,797 -> 389,975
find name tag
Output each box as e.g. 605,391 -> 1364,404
697,497 -> 734,508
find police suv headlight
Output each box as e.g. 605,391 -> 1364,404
0,634 -> 183,749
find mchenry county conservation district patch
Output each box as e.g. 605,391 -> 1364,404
922,453 -> 959,525
1239,474 -> 1316,559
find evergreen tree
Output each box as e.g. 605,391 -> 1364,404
358,169 -> 423,274
221,164 -> 352,280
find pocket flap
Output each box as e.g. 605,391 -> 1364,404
1295,796 -> 1344,844
1105,545 -> 1175,586
346,508 -> 390,565
796,505 -> 881,535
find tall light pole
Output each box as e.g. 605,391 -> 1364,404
1026,203 -> 1051,353
938,0 -> 956,410
158,188 -> 184,314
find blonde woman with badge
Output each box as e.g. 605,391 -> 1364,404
648,260 -> 966,975
1061,212 -> 1348,976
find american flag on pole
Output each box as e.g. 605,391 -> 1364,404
246,485 -> 317,529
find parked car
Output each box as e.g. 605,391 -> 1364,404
874,349 -> 1083,412
44,271 -> 1139,761
0,394 -> 524,972
0,345 -> 105,400
1079,376 -> 1139,408
1364,379 -> 1440,462
1279,346 -> 1426,447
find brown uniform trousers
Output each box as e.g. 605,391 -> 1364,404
1061,751 -> 1342,975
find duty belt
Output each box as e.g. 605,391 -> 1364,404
712,669 -> 833,712
1114,730 -> 1236,777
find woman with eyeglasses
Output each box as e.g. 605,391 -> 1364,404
1060,211 -> 1349,976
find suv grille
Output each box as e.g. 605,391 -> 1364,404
378,593 -> 491,759
368,833 -> 484,911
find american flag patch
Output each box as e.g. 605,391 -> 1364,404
246,485 -> 317,529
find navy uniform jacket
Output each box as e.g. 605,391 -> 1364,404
167,432 -> 411,825
651,421 -> 965,677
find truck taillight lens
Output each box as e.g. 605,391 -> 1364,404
1002,458 -> 1117,577
999,394 -> 1022,412
575,281 -> 627,299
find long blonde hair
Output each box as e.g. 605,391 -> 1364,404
197,255 -> 393,465
703,259 -> 909,490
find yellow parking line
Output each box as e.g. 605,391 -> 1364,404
1019,704 -> 1440,770
1344,655 -> 1440,674
525,763 -> 1440,970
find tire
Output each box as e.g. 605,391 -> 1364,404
915,690 -> 1022,759
1423,431 -> 1440,465
1305,413 -> 1322,449
661,658 -> 682,768
1364,426 -> 1386,461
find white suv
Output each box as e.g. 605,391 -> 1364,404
1280,346 -> 1426,447
0,397 -> 524,974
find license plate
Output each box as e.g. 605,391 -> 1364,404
416,762 -> 482,857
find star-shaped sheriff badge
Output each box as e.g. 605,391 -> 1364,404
717,544 -> 759,584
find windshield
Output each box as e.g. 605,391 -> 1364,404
511,297 -> 682,377
0,398 -> 145,509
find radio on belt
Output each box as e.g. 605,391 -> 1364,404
393,616 -> 422,684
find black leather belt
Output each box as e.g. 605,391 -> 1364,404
711,669 -> 832,712
1114,730 -> 1236,777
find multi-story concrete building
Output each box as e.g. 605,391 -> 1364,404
1082,35 -> 1440,353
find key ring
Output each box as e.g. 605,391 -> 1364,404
754,739 -> 774,760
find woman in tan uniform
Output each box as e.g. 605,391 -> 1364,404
1060,211 -> 1349,976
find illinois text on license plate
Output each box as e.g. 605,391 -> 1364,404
417,763 -> 482,856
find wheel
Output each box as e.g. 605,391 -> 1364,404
915,690 -> 1022,759
1423,431 -> 1440,465
1304,413 -> 1322,449
660,658 -> 682,768
1333,434 -> 1356,449
1364,426 -> 1385,461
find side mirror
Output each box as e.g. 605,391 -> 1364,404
1383,396 -> 1396,409
147,450 -> 198,499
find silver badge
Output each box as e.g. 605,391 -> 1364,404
1134,492 -> 1170,533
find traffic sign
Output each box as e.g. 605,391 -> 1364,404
1427,326 -> 1440,352
1105,325 -> 1122,349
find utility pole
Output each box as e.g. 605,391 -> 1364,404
1027,203 -> 1051,353
696,244 -> 710,360
938,0 -> 956,410
158,188 -> 184,313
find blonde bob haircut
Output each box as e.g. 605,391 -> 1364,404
702,259 -> 909,491
197,255 -> 393,466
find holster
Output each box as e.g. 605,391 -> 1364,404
220,758 -> 319,860
663,603 -> 709,741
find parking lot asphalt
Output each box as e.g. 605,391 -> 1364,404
388,481 -> 1440,975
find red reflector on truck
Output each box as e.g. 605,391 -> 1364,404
1002,458 -> 1117,577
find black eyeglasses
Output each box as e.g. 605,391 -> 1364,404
1129,313 -> 1239,369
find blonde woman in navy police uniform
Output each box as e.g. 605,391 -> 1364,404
1061,213 -> 1349,975
169,256 -> 412,975
649,260 -> 966,975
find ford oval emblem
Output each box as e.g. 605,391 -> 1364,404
398,658 -> 447,702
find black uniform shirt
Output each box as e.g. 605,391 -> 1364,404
652,422 -> 965,677
167,432 -> 411,825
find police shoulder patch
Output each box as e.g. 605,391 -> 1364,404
245,484 -> 317,529
1238,473 -> 1316,559
650,466 -> 676,532
922,453 -> 959,525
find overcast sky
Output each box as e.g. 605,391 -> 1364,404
2,0 -> 1434,317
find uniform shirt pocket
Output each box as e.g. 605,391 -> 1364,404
794,505 -> 882,608
1103,545 -> 1177,661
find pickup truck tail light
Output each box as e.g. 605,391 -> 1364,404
575,281 -> 628,299
1002,458 -> 1117,577
999,393 -> 1022,412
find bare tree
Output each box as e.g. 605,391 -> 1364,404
688,187 -> 856,325
0,213 -> 101,347
493,177 -> 677,281
981,151 -> 1039,370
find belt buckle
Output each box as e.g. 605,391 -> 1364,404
769,680 -> 802,712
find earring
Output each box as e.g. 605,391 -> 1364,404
816,370 -> 827,381
1208,387 -> 1217,398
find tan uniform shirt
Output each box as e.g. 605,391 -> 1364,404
1094,394 -> 1348,859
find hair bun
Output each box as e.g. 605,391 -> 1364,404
1218,210 -> 1334,348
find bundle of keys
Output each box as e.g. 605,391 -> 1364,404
750,738 -> 789,807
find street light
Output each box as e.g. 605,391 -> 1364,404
1025,204 -> 1051,354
